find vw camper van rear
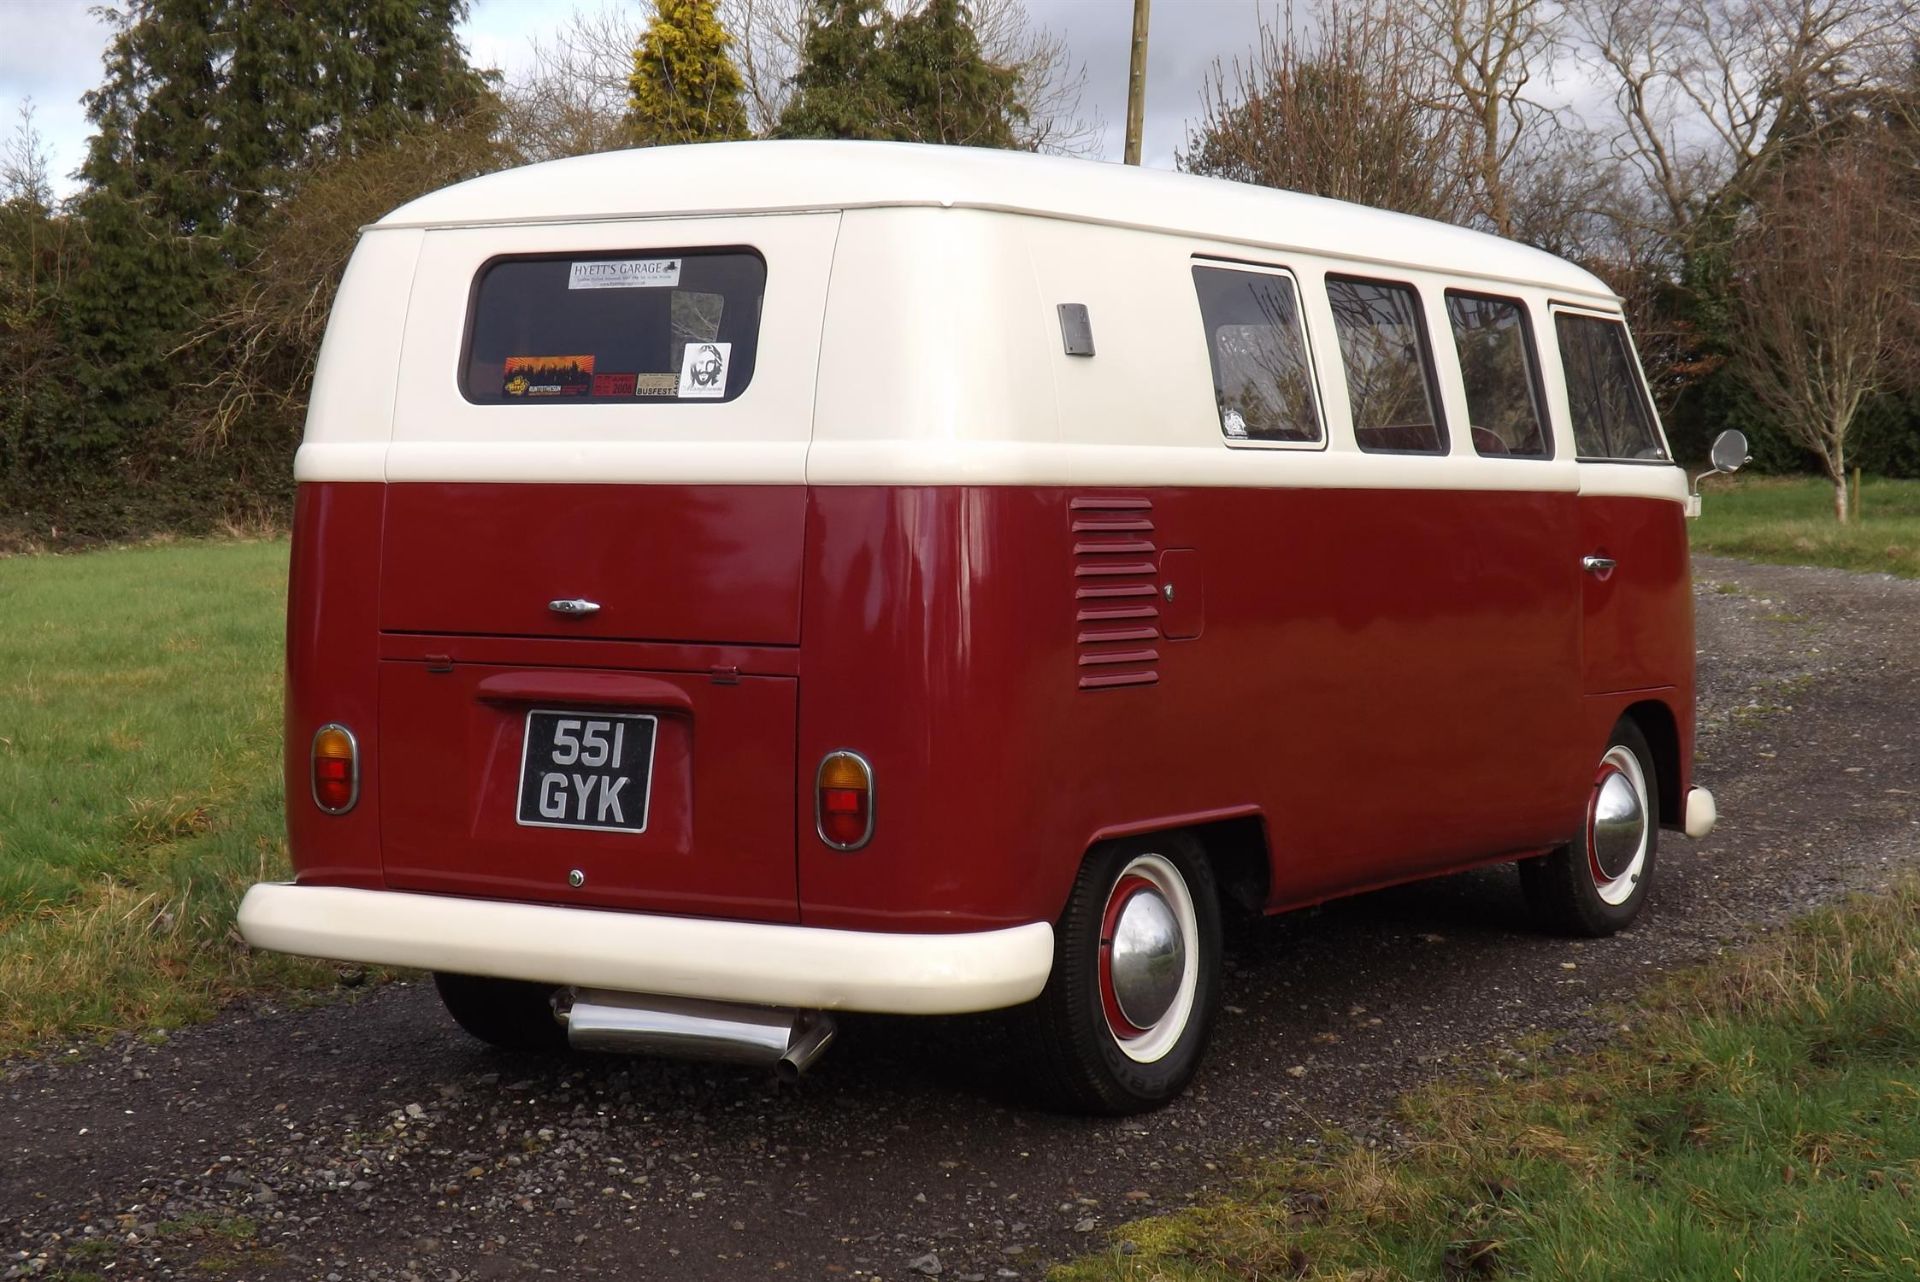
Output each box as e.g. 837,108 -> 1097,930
240,141 -> 1722,1114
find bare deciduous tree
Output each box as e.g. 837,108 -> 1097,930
1406,0 -> 1557,236
1732,133 -> 1920,520
1182,0 -> 1476,222
498,3 -> 647,162
1566,0 -> 1907,241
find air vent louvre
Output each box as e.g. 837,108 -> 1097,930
1070,497 -> 1160,690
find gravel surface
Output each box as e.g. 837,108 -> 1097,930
4,555 -> 1917,1281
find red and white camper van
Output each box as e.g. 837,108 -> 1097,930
238,141 -> 1727,1113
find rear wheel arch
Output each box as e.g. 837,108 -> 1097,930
1073,811 -> 1271,920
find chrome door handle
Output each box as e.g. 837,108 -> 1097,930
548,598 -> 601,616
1582,555 -> 1617,576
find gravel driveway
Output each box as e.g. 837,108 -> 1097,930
5,555 -> 1917,1281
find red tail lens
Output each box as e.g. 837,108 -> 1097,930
815,751 -> 874,850
311,723 -> 359,814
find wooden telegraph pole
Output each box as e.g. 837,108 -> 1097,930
1124,0 -> 1150,165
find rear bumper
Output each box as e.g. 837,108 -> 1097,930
1684,786 -> 1718,840
237,883 -> 1054,1015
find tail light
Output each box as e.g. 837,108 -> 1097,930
815,751 -> 874,850
311,723 -> 360,814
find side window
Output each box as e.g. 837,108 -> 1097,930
1445,291 -> 1549,458
462,250 -> 766,405
1191,264 -> 1324,444
1325,276 -> 1447,454
1554,313 -> 1668,461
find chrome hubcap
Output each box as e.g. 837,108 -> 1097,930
1587,746 -> 1650,906
1109,888 -> 1185,1029
1097,853 -> 1201,1064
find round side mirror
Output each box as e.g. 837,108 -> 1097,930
1710,429 -> 1749,474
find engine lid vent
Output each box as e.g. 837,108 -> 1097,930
1070,496 -> 1161,691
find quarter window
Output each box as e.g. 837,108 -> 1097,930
1325,276 -> 1447,454
1191,265 -> 1323,444
462,250 -> 766,405
1446,292 -> 1548,458
1554,313 -> 1668,460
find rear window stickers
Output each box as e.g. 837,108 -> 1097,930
463,250 -> 764,405
503,355 -> 594,398
678,342 -> 731,399
567,258 -> 681,290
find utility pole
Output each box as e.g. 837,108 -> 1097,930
1124,0 -> 1150,165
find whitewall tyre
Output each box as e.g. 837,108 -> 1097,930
1520,718 -> 1660,937
1021,834 -> 1222,1114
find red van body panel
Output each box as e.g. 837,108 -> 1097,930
793,485 -> 1600,931
1579,494 -> 1694,696
285,478 -> 1694,933
380,483 -> 807,646
285,483 -> 385,889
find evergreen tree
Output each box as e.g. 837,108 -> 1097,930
775,0 -> 895,141
885,0 -> 1022,146
626,0 -> 752,145
51,0 -> 494,539
777,0 -> 1023,147
81,0 -> 490,243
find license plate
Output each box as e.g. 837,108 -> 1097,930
515,709 -> 658,834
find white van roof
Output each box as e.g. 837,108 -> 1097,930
376,140 -> 1616,300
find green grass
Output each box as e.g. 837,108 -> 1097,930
0,538 -> 336,1054
1692,474 -> 1920,577
1056,884 -> 1920,1282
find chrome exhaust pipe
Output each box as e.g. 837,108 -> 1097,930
558,990 -> 837,1077
775,1013 -> 836,1082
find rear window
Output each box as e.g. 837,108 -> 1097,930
1555,313 -> 1667,461
461,250 -> 766,405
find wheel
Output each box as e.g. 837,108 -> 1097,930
432,972 -> 569,1053
1020,834 -> 1222,1114
1520,717 -> 1660,937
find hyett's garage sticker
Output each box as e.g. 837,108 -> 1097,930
568,258 -> 680,290
504,355 -> 594,397
678,342 -> 731,399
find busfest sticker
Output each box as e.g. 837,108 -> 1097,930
678,342 -> 730,399
503,355 -> 594,398
567,259 -> 681,290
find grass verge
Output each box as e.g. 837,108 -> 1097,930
0,538 -> 338,1056
1057,883 -> 1920,1281
1692,474 -> 1920,577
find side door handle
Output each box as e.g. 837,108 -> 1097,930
548,598 -> 601,616
1582,555 -> 1617,578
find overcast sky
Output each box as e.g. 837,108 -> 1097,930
0,0 -> 1306,196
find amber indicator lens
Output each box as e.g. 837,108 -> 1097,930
311,723 -> 359,814
816,751 -> 873,850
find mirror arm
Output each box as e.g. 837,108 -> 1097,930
1690,453 -> 1753,498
